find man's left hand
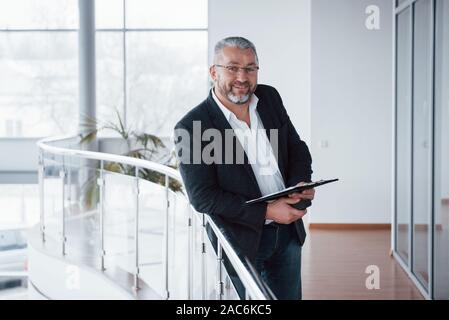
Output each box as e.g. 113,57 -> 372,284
288,182 -> 315,200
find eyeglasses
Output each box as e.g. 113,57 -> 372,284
214,64 -> 259,75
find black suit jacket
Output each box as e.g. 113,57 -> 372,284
174,84 -> 313,262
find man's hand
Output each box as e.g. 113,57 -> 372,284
266,197 -> 307,224
288,181 -> 315,201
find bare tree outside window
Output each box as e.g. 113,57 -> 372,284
0,0 -> 208,139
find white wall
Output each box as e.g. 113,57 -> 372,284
0,139 -> 39,171
309,0 -> 393,223
208,0 -> 393,224
208,0 -> 311,144
0,139 -> 39,183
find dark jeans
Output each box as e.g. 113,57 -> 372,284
226,222 -> 303,300
254,222 -> 302,300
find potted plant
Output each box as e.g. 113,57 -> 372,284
78,110 -> 183,209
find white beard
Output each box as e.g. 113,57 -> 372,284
227,92 -> 250,105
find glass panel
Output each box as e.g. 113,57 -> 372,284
126,0 -> 207,29
167,186 -> 190,299
42,154 -> 64,244
63,163 -> 102,263
412,0 -> 432,290
434,0 -> 449,300
191,211 -> 205,299
96,0 -> 124,29
203,227 -> 246,300
0,32 -> 78,137
0,229 -> 27,278
222,269 -> 240,300
0,0 -> 78,30
137,178 -> 166,298
126,31 -> 208,137
0,184 -> 37,295
221,250 -> 245,300
204,230 -> 218,299
396,8 -> 412,264
0,185 -> 39,227
0,185 -> 37,295
103,171 -> 136,274
96,32 -> 124,130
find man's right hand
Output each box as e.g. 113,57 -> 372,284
266,197 -> 308,224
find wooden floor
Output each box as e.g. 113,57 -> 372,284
301,227 -> 424,300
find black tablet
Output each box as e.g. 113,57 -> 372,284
245,178 -> 339,205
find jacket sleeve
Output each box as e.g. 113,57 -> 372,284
271,87 -> 313,187
174,122 -> 267,232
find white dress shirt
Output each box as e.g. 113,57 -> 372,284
212,88 -> 285,224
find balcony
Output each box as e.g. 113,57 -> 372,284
28,135 -> 271,300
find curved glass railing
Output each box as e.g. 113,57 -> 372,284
36,135 -> 270,300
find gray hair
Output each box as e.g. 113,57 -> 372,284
213,36 -> 259,64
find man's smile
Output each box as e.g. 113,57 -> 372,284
232,84 -> 250,92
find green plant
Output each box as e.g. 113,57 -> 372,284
78,110 -> 183,209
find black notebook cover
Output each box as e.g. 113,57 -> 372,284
245,179 -> 339,205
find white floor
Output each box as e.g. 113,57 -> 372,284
1,181 -> 240,299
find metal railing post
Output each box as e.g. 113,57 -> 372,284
201,213 -> 206,299
98,160 -> 106,271
60,161 -> 67,256
38,151 -> 46,243
164,174 -> 170,299
216,242 -> 224,300
133,166 -> 140,291
187,206 -> 193,300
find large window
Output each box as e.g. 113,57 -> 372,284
0,1 -> 208,295
95,0 -> 208,137
0,1 -> 79,137
0,0 -> 208,138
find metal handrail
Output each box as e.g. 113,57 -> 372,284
37,135 -> 180,181
37,134 -> 268,300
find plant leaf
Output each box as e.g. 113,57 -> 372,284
80,130 -> 98,144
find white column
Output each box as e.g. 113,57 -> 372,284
78,0 -> 97,216
78,0 -> 97,141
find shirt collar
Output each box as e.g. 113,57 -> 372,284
212,87 -> 259,122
